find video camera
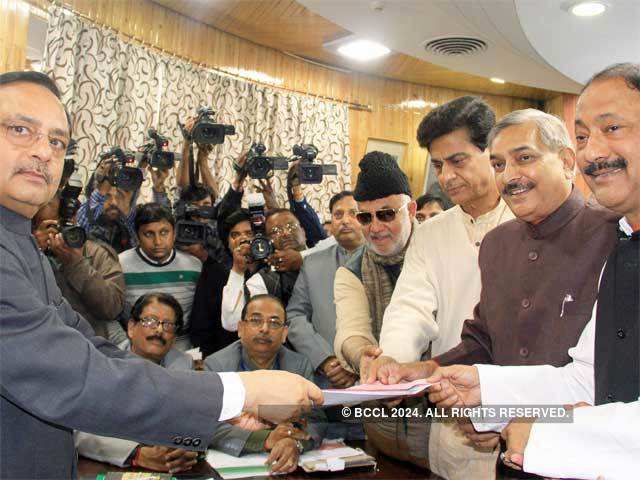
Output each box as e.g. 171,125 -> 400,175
247,193 -> 274,262
58,172 -> 87,249
136,128 -> 179,170
292,144 -> 338,184
99,147 -> 144,192
174,201 -> 217,246
242,142 -> 289,180
186,107 -> 236,145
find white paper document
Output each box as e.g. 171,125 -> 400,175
321,378 -> 432,406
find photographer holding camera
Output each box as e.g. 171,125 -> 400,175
32,189 -> 126,340
220,198 -> 309,332
78,151 -> 171,250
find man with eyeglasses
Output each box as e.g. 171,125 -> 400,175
206,294 -> 326,475
287,191 -> 364,389
0,71 -> 322,479
371,109 -> 621,479
221,208 -> 308,332
361,96 -> 514,478
286,191 -> 365,439
74,293 -> 199,473
119,202 -> 202,350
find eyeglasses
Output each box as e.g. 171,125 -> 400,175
139,316 -> 178,333
1,121 -> 69,157
268,222 -> 299,238
242,315 -> 288,330
355,202 -> 410,226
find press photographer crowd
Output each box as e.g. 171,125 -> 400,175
1,62 -> 638,480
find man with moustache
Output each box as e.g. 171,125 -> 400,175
287,191 -> 364,390
191,209 -> 256,357
75,293 -> 198,473
372,109 -> 620,477
0,71 -> 323,479
32,193 -> 125,340
331,152 -> 423,463
221,208 -> 307,331
364,96 -> 514,479
207,295 -> 326,474
286,191 -> 365,439
424,62 -> 640,480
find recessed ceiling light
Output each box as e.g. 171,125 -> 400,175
337,40 -> 390,61
570,1 -> 607,16
490,77 -> 506,84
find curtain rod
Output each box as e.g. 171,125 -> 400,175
39,0 -> 372,112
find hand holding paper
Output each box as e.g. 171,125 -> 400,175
321,378 -> 433,406
426,365 -> 481,408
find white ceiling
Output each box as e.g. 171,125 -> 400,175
297,0 -> 640,94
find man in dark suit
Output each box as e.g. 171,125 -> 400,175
0,71 -> 322,479
206,294 -> 326,475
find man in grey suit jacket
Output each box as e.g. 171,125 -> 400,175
286,191 -> 364,388
0,71 -> 322,479
206,294 -> 327,475
75,293 -> 197,473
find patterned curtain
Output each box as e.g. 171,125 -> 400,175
43,6 -> 350,218
43,6 -> 160,200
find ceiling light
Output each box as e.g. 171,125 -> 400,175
570,1 -> 607,16
336,40 -> 390,61
490,77 -> 506,84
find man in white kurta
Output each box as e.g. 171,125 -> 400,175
374,96 -> 514,480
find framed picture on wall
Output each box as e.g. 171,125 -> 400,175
365,138 -> 407,164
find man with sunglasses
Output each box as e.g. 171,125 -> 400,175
334,152 -> 416,379
0,71 -> 323,479
361,96 -> 513,478
206,295 -> 326,474
75,293 -> 199,473
332,151 -> 425,464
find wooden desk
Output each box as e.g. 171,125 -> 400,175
78,440 -> 443,479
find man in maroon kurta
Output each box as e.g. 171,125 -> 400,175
369,109 -> 619,478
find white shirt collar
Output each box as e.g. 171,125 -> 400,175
619,217 -> 634,236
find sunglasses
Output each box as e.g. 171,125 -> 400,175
355,202 -> 410,226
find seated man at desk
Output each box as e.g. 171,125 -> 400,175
74,293 -> 198,474
205,294 -> 327,474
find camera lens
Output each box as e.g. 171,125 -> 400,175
62,226 -> 87,249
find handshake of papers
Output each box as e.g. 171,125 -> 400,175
321,379 -> 433,406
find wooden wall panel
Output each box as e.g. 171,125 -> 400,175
0,0 -> 30,72
25,0 -> 542,193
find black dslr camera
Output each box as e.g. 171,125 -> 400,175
174,201 -> 217,246
190,107 -> 236,145
292,144 -> 337,184
247,193 -> 274,262
100,147 -> 144,192
58,173 -> 87,249
136,128 -> 179,170
243,142 -> 289,180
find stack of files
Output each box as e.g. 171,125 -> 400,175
322,378 -> 432,406
298,442 -> 376,473
206,441 -> 376,478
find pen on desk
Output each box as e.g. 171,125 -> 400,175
560,293 -> 574,317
